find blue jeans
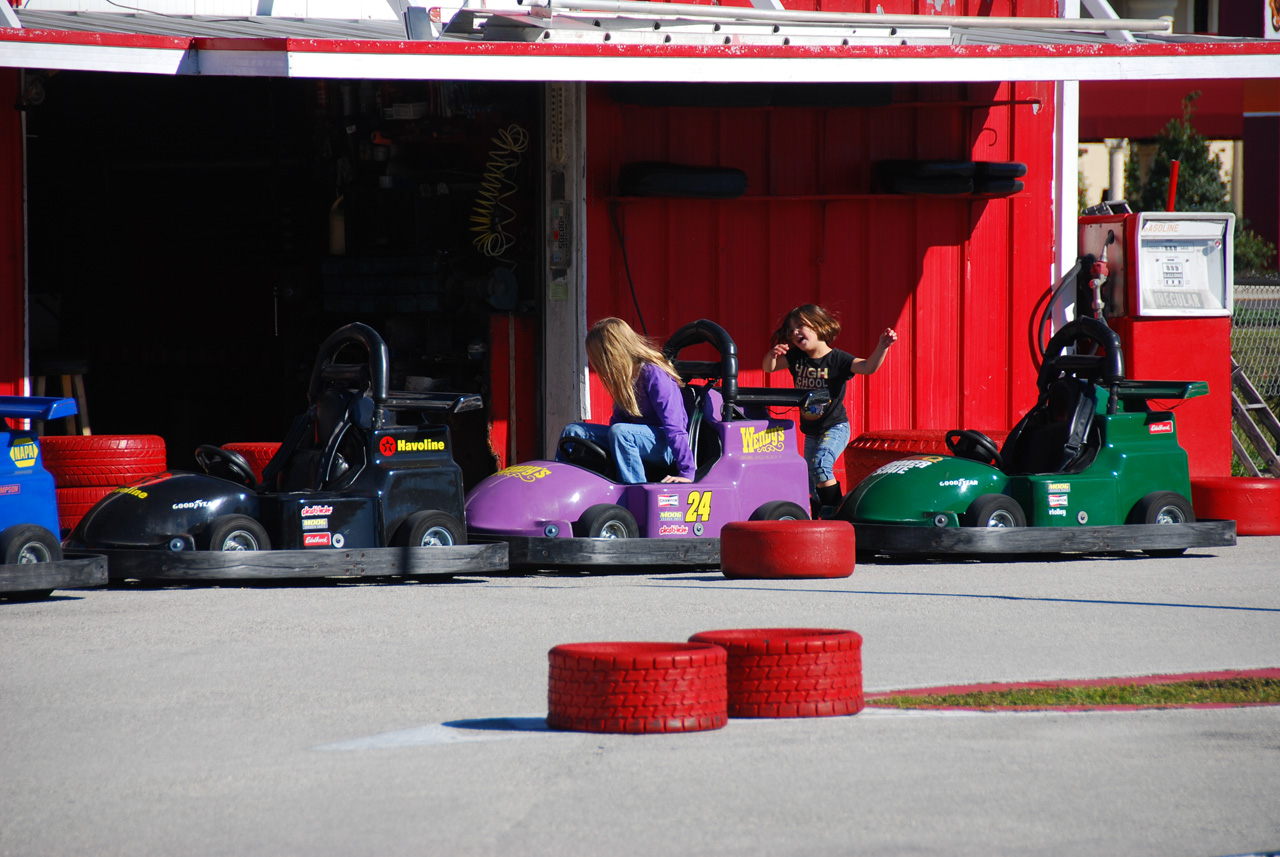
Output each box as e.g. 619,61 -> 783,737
803,421 -> 851,500
558,422 -> 676,484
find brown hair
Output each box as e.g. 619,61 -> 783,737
586,318 -> 683,417
770,304 -> 841,347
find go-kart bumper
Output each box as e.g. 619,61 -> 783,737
71,542 -> 508,583
853,519 -> 1236,558
1,554 -> 108,595
476,534 -> 720,570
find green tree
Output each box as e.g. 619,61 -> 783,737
1124,92 -> 1277,276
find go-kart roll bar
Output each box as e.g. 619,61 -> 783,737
308,323 -> 390,405
663,319 -> 739,417
1040,317 -> 1124,413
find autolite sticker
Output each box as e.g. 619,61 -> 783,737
500,465 -> 551,482
1149,421 -> 1174,434
658,524 -> 690,536
658,494 -> 679,507
302,505 -> 334,517
8,439 -> 38,468
304,533 -> 332,547
301,518 -> 328,530
740,426 -> 786,454
1048,494 -> 1069,507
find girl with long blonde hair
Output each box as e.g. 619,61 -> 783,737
557,318 -> 694,484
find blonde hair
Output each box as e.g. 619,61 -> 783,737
586,317 -> 683,417
770,304 -> 841,347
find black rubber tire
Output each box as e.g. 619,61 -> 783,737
573,504 -> 639,539
397,510 -> 466,547
748,501 -> 810,521
201,515 -> 270,552
0,524 -> 63,565
1130,491 -> 1195,525
962,494 -> 1026,528
1131,491 -> 1195,557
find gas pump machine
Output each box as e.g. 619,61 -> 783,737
1078,210 -> 1235,476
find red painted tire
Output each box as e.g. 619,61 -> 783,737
720,520 -> 855,579
55,485 -> 115,533
40,434 -> 166,461
845,429 -> 1009,488
42,463 -> 166,488
1190,476 -> 1280,536
688,628 -> 864,718
547,642 -> 728,734
221,442 -> 282,481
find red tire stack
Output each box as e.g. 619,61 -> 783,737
688,628 -> 864,718
41,435 -> 167,535
720,520 -> 856,579
547,642 -> 729,734
220,442 -> 282,482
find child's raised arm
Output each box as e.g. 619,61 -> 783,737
762,341 -> 790,373
850,328 -> 898,376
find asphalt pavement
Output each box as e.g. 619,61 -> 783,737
3,536 -> 1279,857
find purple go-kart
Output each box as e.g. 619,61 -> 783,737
464,319 -> 827,569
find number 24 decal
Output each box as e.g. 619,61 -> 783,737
685,490 -> 712,522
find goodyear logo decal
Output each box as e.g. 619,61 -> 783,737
740,426 -> 786,454
9,439 -> 38,469
499,465 -> 551,482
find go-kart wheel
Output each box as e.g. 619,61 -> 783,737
397,511 -> 466,547
194,444 -> 257,489
202,515 -> 270,552
573,504 -> 639,539
1130,491 -> 1194,557
946,430 -> 1005,469
0,524 -> 62,565
962,493 -> 1026,528
557,435 -> 611,475
748,501 -> 810,521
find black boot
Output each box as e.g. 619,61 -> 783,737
816,482 -> 843,517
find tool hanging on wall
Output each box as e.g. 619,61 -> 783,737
470,123 -> 529,259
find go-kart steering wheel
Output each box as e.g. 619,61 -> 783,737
557,435 -> 611,476
945,430 -> 1005,470
195,444 -> 258,489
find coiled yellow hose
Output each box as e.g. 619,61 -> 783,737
470,124 -> 529,258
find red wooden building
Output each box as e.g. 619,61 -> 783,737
1,0 -> 1277,487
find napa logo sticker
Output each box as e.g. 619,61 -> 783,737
740,426 -> 786,454
500,465 -> 551,483
9,439 -> 38,469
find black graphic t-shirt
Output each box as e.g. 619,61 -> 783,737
785,348 -> 856,437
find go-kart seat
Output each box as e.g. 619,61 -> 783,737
1003,378 -> 1099,475
274,386 -> 369,491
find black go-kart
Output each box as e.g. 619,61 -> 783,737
65,323 -> 507,582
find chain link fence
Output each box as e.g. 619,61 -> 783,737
1231,278 -> 1280,475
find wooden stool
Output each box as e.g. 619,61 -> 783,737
32,356 -> 90,436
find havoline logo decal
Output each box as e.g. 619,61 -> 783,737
390,437 -> 446,454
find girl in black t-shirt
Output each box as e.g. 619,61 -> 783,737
762,304 -> 897,513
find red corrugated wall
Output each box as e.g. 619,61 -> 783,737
584,71 -> 1058,486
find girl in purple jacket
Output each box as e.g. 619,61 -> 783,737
558,317 -> 694,484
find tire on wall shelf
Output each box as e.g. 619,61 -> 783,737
720,520 -> 855,579
1190,476 -> 1280,536
547,641 -> 728,734
688,628 -> 864,718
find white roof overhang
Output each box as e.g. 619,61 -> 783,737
3,7 -> 1279,81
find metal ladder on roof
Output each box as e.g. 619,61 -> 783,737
1231,358 -> 1280,477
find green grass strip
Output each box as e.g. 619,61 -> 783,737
870,678 -> 1280,709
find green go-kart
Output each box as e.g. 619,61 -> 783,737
833,317 -> 1236,558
